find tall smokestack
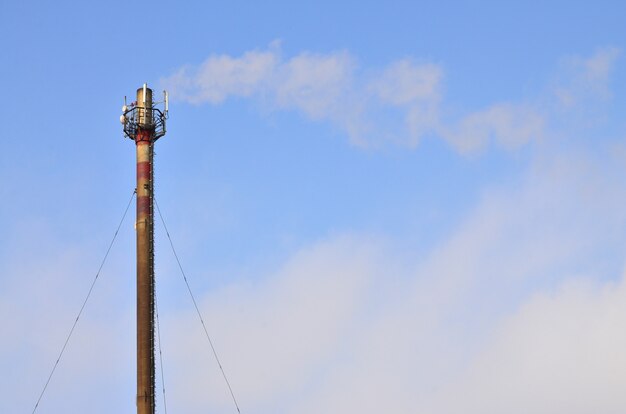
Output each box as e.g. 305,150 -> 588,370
135,84 -> 155,414
121,84 -> 168,414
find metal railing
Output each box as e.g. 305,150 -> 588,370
123,105 -> 167,141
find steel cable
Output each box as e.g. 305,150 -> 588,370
31,189 -> 136,413
154,197 -> 241,414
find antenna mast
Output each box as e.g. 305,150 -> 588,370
121,83 -> 168,414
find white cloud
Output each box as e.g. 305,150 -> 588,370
161,44 -> 444,148
369,59 -> 442,106
441,103 -> 545,154
274,51 -> 355,118
160,235 -> 383,412
428,278 -> 626,414
164,48 -> 278,104
162,45 -> 621,153
368,59 -> 443,147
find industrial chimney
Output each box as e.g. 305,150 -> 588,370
121,84 -> 168,414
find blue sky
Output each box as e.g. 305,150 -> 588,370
1,1 -> 626,413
